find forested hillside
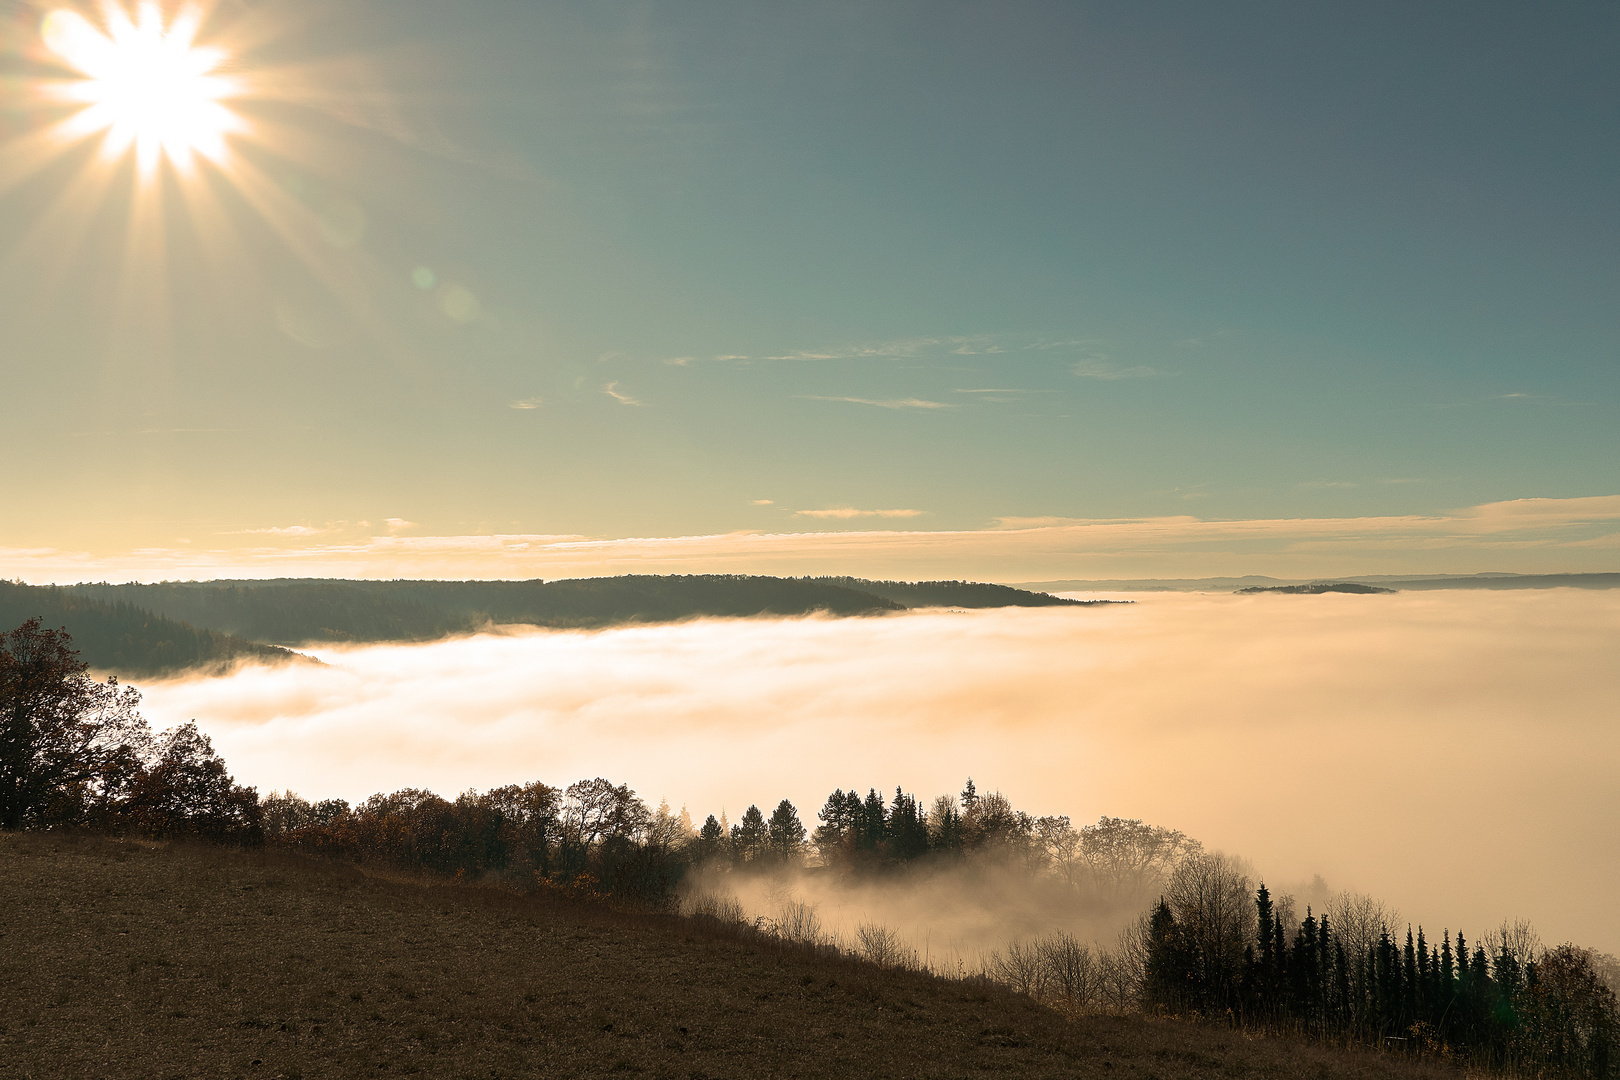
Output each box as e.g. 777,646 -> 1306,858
66,575 -> 902,643
806,576 -> 1092,608
0,582 -> 304,676
65,579 -> 478,644
0,575 -> 1100,670
61,574 -> 1087,646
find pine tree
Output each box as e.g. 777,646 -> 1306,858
1256,884 -> 1276,966
1416,927 -> 1431,1023
1254,884 -> 1278,1019
887,787 -> 929,861
812,788 -> 855,865
1404,928 -> 1419,1028
859,788 -> 886,852
1145,899 -> 1190,1013
734,804 -> 767,862
1334,938 -> 1352,1035
766,798 -> 805,861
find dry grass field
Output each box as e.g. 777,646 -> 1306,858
0,833 -> 1466,1080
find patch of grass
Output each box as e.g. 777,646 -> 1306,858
0,832 -> 1466,1079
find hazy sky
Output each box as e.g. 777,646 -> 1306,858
2,1 -> 1617,578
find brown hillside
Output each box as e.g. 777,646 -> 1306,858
0,833 -> 1463,1080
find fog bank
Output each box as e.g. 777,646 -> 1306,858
139,590 -> 1620,953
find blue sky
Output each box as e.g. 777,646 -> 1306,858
1,0 -> 1616,577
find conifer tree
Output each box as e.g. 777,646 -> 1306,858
1404,929 -> 1419,1027
734,804 -> 767,862
766,798 -> 805,862
858,788 -> 886,852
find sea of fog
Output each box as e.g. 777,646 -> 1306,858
138,589 -> 1620,955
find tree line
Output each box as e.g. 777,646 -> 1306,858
1138,853 -> 1617,1076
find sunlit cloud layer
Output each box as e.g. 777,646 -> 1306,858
5,495 -> 1618,584
136,591 -> 1620,955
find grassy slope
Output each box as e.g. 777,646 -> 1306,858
0,834 -> 1464,1080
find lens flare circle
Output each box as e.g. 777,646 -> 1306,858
42,3 -> 244,173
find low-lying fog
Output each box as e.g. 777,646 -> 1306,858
140,589 -> 1620,955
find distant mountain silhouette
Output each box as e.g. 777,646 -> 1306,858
1016,572 -> 1620,593
1236,582 -> 1396,595
1369,572 -> 1620,591
0,582 -> 308,677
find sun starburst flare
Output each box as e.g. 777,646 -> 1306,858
41,3 -> 246,176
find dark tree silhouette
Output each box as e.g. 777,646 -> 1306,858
0,618 -> 147,829
766,798 -> 805,861
124,723 -> 261,844
733,804 -> 767,862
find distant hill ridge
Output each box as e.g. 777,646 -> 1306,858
1236,582 -> 1396,595
1016,571 -> 1620,593
1,575 -> 1095,677
805,576 -> 1092,609
0,581 -> 307,677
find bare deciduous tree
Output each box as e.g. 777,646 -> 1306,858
1163,850 -> 1255,1003
1080,816 -> 1201,900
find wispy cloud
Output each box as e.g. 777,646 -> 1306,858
794,507 -> 927,520
800,396 -> 954,410
956,388 -> 1025,394
508,397 -> 544,410
1073,357 -> 1158,380
230,525 -> 328,537
750,499 -> 775,506
603,382 -> 645,406
657,333 -> 1170,377
384,518 -> 417,534
1028,338 -> 1099,351
765,338 -> 941,361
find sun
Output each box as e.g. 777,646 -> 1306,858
42,3 -> 245,175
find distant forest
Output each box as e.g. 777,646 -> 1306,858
0,582 -> 303,676
2,574 -> 1101,675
